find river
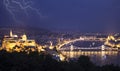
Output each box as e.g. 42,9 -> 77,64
60,41 -> 120,66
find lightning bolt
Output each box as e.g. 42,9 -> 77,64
3,0 -> 45,25
3,0 -> 18,24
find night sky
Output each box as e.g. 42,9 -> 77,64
0,0 -> 120,32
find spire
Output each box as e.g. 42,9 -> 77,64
10,30 -> 13,37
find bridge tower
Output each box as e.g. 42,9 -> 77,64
101,45 -> 105,51
70,45 -> 74,51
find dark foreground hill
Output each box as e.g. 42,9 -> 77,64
0,50 -> 120,71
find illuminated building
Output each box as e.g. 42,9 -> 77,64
104,34 -> 120,48
2,30 -> 37,52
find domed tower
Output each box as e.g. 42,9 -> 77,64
22,33 -> 27,41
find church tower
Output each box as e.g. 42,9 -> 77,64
10,30 -> 13,37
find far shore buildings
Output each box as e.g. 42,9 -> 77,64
104,34 -> 120,48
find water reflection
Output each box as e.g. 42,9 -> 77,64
61,51 -> 120,66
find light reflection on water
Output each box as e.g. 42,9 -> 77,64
61,51 -> 120,66
60,40 -> 120,66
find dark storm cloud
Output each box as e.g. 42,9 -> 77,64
0,0 -> 120,32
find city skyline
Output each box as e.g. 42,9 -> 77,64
1,1 -> 120,70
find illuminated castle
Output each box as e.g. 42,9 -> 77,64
2,30 -> 36,52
